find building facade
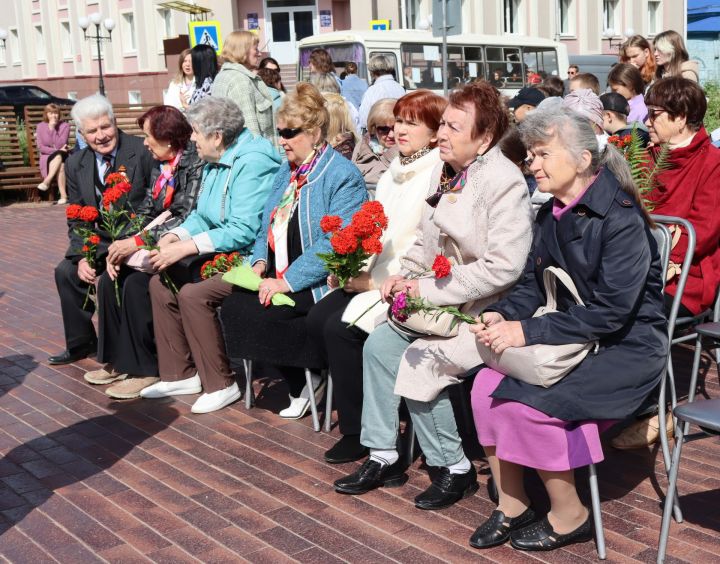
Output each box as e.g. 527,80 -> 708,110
0,0 -> 687,105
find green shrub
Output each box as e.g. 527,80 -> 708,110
16,118 -> 30,166
704,81 -> 720,135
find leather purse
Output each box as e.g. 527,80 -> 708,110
386,236 -> 465,339
481,266 -> 598,388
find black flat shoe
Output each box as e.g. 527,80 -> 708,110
324,435 -> 369,464
334,458 -> 408,494
510,513 -> 594,551
469,507 -> 537,549
414,465 -> 479,510
48,342 -> 97,366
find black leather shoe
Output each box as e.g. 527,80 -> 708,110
334,458 -> 408,494
48,342 -> 97,366
510,513 -> 593,551
324,435 -> 369,464
469,507 -> 537,549
414,465 -> 479,510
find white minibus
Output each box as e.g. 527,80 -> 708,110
298,29 -> 569,95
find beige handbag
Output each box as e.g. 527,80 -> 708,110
386,235 -> 466,339
481,266 -> 598,388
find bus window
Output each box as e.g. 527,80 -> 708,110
298,43 -> 367,82
401,43 -> 443,90
486,46 -> 523,89
368,51 -> 400,82
522,48 -> 559,80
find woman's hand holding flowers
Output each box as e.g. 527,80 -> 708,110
471,313 -> 525,354
149,240 -> 197,271
77,258 -> 97,284
258,277 -> 289,306
158,233 -> 180,248
107,238 -> 138,265
333,272 -> 372,293
383,277 -> 420,302
252,261 -> 266,278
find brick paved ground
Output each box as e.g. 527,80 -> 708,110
1,205 -> 719,563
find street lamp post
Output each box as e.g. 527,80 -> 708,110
79,13 -> 115,96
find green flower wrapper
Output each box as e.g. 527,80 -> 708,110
222,263 -> 295,307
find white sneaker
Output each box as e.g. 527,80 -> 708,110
279,396 -> 311,419
140,374 -> 202,398
191,382 -> 241,414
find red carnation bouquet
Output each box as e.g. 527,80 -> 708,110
317,201 -> 388,288
200,252 -> 244,280
101,166 -> 143,304
138,230 -> 182,295
66,204 -> 101,308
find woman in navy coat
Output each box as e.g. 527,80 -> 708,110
468,107 -> 667,553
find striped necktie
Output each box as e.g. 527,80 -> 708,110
102,154 -> 113,182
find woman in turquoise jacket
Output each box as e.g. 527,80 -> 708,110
220,83 -> 367,420
141,96 -> 281,414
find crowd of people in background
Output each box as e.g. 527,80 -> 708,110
43,26 -> 720,554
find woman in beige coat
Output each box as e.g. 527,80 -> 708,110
333,82 -> 533,510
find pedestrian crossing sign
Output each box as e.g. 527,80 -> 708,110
370,19 -> 390,30
188,21 -> 223,54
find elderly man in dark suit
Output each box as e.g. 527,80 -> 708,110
49,95 -> 155,365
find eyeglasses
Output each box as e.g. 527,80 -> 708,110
647,108 -> 668,122
277,127 -> 304,139
375,125 -> 393,136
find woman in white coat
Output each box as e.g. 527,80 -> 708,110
306,90 -> 447,464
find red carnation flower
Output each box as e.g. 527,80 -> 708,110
330,228 -> 358,255
102,187 -> 123,210
66,204 -> 82,220
361,236 -> 383,255
88,234 -> 101,245
115,181 -> 132,194
320,215 -> 343,233
350,212 -> 377,238
432,254 -> 452,279
82,245 -> 90,252
79,206 -> 99,222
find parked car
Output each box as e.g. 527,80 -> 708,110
0,84 -> 75,121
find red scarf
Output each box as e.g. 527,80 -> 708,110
152,150 -> 183,209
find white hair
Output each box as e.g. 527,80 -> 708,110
71,94 -> 114,131
185,96 -> 246,147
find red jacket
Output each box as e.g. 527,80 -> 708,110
647,128 -> 720,315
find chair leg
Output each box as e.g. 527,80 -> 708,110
657,419 -> 689,564
324,372 -> 333,433
243,359 -> 254,409
305,368 -> 321,432
405,417 -> 415,467
588,463 -> 606,560
658,358 -> 684,523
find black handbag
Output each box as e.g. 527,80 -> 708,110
165,252 -> 217,287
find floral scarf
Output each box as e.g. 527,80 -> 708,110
269,142 -> 328,278
152,150 -> 183,209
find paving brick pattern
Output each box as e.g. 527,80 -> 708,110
1,205 -> 719,563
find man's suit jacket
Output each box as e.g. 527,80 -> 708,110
64,130 -> 156,262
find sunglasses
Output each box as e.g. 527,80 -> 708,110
647,108 -> 667,122
375,125 -> 393,136
277,127 -> 303,139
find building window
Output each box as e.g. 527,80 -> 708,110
35,25 -> 46,62
603,0 -> 619,33
503,0 -> 521,34
61,21 -> 73,59
122,13 -> 136,52
157,7 -> 172,50
559,0 -> 574,36
128,91 -> 142,104
10,28 -> 20,64
648,1 -> 662,36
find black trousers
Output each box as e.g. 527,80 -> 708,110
54,258 -> 97,350
306,288 -> 365,435
97,268 -> 157,376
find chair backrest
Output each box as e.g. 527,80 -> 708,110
650,215 -> 697,336
650,222 -> 672,291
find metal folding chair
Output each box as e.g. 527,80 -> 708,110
657,319 -> 720,563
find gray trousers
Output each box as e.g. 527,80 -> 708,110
360,323 -> 465,468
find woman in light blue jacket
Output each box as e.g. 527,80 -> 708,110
220,83 -> 367,419
141,97 -> 281,414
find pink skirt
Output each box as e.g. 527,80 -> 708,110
471,368 -> 611,471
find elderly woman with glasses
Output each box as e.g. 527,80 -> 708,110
333,81 -> 533,510
139,96 -> 281,414
307,89 -> 446,464
610,77 -> 720,451
219,83 -> 366,420
351,98 -> 399,186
